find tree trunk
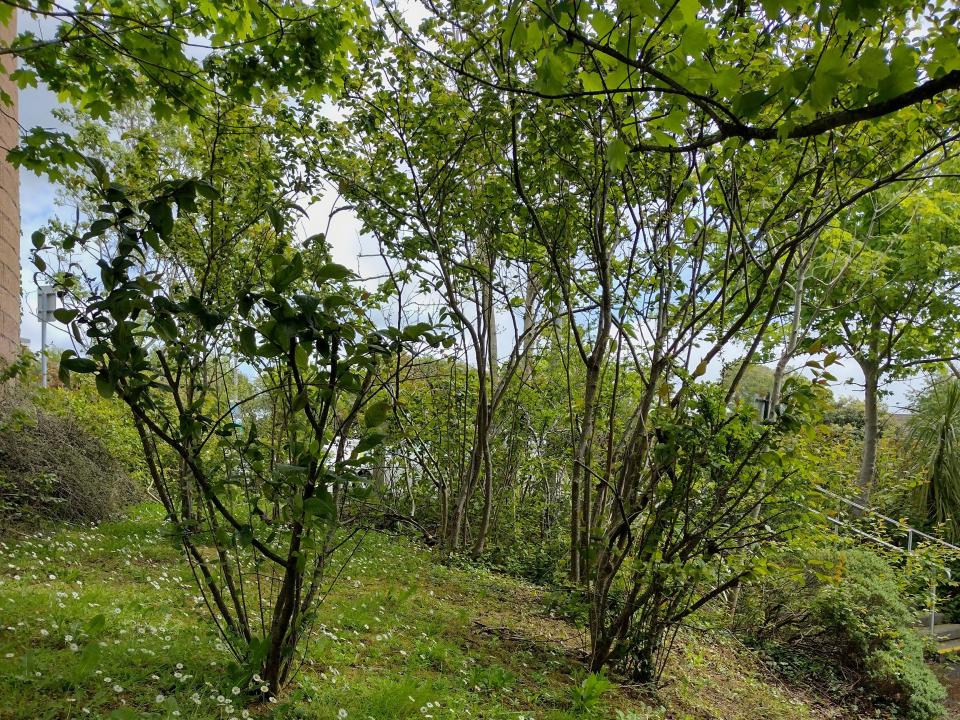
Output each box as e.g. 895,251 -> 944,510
471,429 -> 494,555
858,359 -> 880,506
576,360 -> 602,579
570,477 -> 581,583
472,280 -> 498,555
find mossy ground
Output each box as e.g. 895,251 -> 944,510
0,504 -> 910,719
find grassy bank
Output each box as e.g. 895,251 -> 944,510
0,504 -> 899,719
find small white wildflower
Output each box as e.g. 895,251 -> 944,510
338,710 -> 348,719
155,694 -> 165,704
231,686 -> 241,695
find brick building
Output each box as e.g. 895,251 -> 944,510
0,14 -> 17,362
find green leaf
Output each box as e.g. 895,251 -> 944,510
606,137 -> 629,173
580,72 -> 605,93
61,356 -> 98,373
291,389 -> 309,411
86,613 -> 106,634
535,50 -> 567,95
267,205 -> 285,234
878,46 -> 918,102
275,463 -> 308,478
314,262 -> 354,282
153,313 -> 177,342
303,488 -> 335,523
732,90 -> 769,118
351,432 -> 386,458
235,524 -> 254,547
401,321 -> 434,340
95,375 -> 115,399
364,398 -> 391,428
145,200 -> 174,238
52,308 -> 78,323
676,0 -> 699,22
294,343 -> 309,371
195,180 -> 220,201
239,326 -> 258,356
270,253 -> 304,291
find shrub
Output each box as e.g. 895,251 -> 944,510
0,384 -> 140,525
484,534 -> 567,584
814,549 -> 945,720
33,379 -> 149,488
746,547 -> 946,720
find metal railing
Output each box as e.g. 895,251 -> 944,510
812,485 -> 957,635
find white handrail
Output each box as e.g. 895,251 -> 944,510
814,484 -> 960,553
811,485 -> 957,635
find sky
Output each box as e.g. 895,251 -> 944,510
12,9 -> 927,413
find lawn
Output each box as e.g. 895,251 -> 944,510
0,504 -> 860,720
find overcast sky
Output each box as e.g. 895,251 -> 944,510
13,9 -> 927,412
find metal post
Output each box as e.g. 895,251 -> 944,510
40,318 -> 47,388
908,528 -> 914,553
931,583 -> 937,635
37,285 -> 57,388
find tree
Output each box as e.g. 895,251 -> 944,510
31,158 -> 432,693
393,0 -> 960,683
811,180 -> 960,504
27,94 -> 443,693
322,37 -> 551,553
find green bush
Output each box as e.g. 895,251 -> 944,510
483,534 -> 567,583
0,384 -> 140,525
33,380 -> 149,488
814,549 -> 945,720
747,547 -> 946,720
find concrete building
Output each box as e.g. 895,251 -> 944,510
0,14 -> 18,362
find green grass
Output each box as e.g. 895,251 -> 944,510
0,504 -> 851,720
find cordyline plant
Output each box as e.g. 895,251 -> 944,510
31,164 -> 431,694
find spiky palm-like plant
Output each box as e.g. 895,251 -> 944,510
906,378 -> 960,542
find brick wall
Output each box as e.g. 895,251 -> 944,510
0,14 -> 18,363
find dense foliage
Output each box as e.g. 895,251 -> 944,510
747,548 -> 947,720
6,0 -> 960,713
